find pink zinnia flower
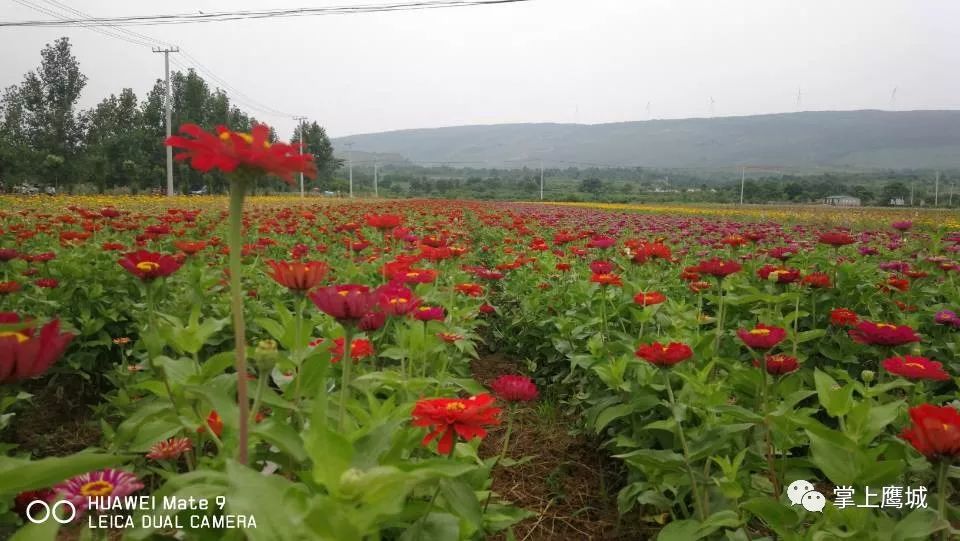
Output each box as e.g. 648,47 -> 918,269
54,469 -> 144,514
490,375 -> 539,402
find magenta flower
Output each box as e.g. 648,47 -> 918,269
413,306 -> 445,321
490,374 -> 539,402
54,469 -> 144,514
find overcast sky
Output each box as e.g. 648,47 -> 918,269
2,0 -> 959,139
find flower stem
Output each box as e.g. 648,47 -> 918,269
663,370 -> 705,521
938,459 -> 951,541
714,278 -> 725,354
338,324 -> 355,431
228,180 -> 250,465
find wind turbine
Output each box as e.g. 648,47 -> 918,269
709,96 -> 715,117
796,87 -> 802,110
890,86 -> 898,109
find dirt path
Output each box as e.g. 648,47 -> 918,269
473,353 -> 652,540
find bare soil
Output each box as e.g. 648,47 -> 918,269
473,353 -> 653,541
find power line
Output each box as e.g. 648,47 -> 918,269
13,0 -> 298,121
0,0 -> 535,27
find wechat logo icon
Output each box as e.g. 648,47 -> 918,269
787,480 -> 826,512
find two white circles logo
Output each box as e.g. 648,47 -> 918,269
787,480 -> 826,512
25,500 -> 77,524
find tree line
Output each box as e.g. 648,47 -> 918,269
0,37 -> 340,194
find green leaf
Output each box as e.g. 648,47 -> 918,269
740,498 -> 800,538
10,519 -> 60,541
251,418 -> 307,462
305,423 -> 353,489
891,509 -> 948,541
0,454 -> 123,495
225,460 -> 310,541
440,477 -> 482,528
595,403 -> 636,432
814,368 -> 853,418
399,512 -> 460,541
805,424 -> 859,485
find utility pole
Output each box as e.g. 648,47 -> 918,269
910,180 -> 915,206
153,47 -> 179,197
934,171 -> 940,207
373,162 -> 379,198
293,116 -> 307,198
739,167 -> 746,205
539,160 -> 544,201
346,143 -> 354,198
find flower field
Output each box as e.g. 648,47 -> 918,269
1,192 -> 959,540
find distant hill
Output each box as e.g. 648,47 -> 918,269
332,110 -> 960,170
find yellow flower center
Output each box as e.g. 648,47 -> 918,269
749,329 -> 771,336
390,298 -> 407,304
80,480 -> 114,497
445,402 -> 466,412
406,272 -> 420,278
0,331 -> 29,343
219,131 -> 270,148
904,362 -> 924,369
136,261 -> 160,272
337,290 -> 350,297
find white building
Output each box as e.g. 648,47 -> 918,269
823,195 -> 861,207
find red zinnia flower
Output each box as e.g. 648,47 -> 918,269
478,303 -> 496,314
755,353 -> 799,375
695,258 -> 742,278
586,235 -> 616,249
590,260 -> 614,274
266,260 -> 329,293
635,342 -> 693,367
590,273 -> 622,287
737,323 -> 787,349
413,305 -> 445,321
165,123 -> 317,183
412,394 -> 501,455
118,250 -> 183,281
801,272 -> 832,289
198,411 -> 223,437
365,214 -> 403,229
330,337 -> 374,363
848,321 -> 921,346
34,278 -> 59,289
757,264 -> 800,284
882,355 -> 950,381
437,332 -> 463,343
634,291 -> 666,306
900,404 -> 960,460
0,313 -> 74,383
0,249 -> 18,262
146,437 -> 192,460
454,283 -> 484,297
490,375 -> 539,402
818,231 -> 855,246
0,281 -> 22,295
830,308 -> 859,327
377,282 -> 421,315
174,240 -> 207,255
309,285 -> 379,323
358,311 -> 386,331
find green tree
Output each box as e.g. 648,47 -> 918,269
579,177 -> 603,195
881,182 -> 909,205
292,121 -> 341,186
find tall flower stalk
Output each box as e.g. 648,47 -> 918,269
227,178 -> 251,463
166,123 -> 316,465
